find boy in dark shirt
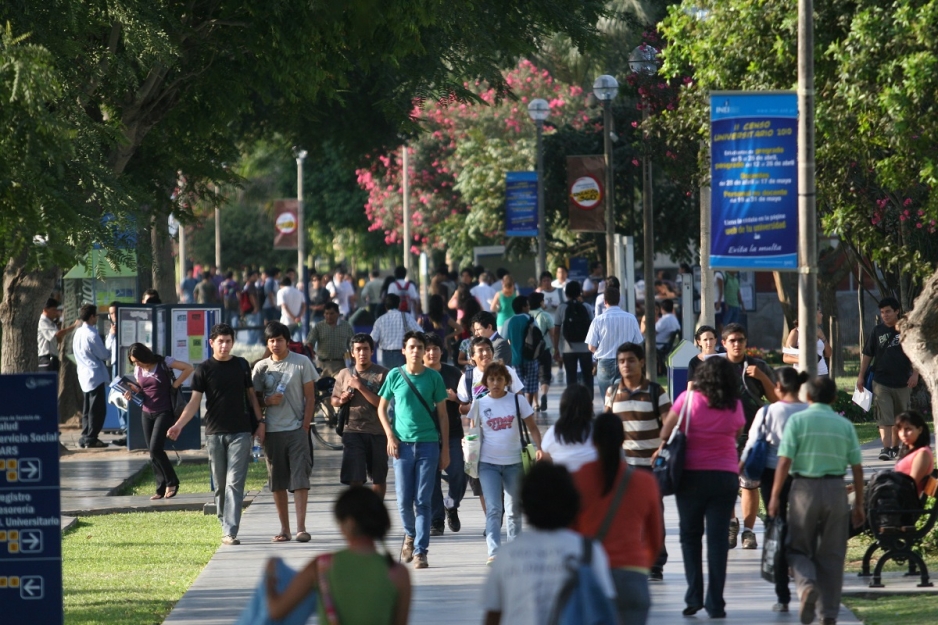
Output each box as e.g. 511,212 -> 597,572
169,323 -> 264,545
856,297 -> 919,460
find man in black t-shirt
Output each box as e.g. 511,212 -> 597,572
425,333 -> 467,535
857,297 -> 919,460
723,323 -> 778,551
168,323 -> 264,546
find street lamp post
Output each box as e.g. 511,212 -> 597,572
592,75 -> 619,278
629,44 -> 659,379
294,148 -> 308,339
528,98 -> 549,277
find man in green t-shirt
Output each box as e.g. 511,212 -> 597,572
378,331 -> 450,569
769,377 -> 864,625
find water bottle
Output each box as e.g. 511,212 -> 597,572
252,438 -> 263,462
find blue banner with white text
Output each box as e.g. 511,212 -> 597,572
710,92 -> 798,270
505,171 -> 538,237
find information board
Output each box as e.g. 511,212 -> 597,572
710,92 -> 798,270
0,374 -> 62,625
505,171 -> 538,237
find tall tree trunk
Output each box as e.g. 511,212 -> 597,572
152,222 -> 178,303
1,252 -> 57,373
900,268 -> 938,438
773,271 -> 798,342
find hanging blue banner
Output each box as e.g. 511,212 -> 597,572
505,171 -> 538,237
710,92 -> 798,270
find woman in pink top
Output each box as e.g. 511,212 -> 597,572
895,411 -> 935,495
655,357 -> 744,619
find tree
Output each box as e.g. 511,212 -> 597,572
0,0 -> 610,373
902,267 -> 938,436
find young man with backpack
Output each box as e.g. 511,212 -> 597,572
604,341 -> 671,581
504,295 -> 543,412
481,462 -> 616,625
554,281 -> 594,398
528,292 -> 556,412
387,265 -> 421,315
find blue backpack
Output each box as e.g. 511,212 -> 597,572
547,466 -> 633,625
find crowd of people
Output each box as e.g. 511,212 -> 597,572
41,257 -> 930,625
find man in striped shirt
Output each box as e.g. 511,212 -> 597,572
586,287 -> 643,400
371,294 -> 422,369
604,341 -> 671,580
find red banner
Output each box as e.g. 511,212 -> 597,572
273,199 -> 299,249
567,155 -> 606,232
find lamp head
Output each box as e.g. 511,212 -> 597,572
527,98 -> 550,122
628,45 -> 659,75
592,75 -> 619,101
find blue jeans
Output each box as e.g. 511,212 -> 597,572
611,569 -> 651,625
478,461 -> 524,557
596,358 -> 618,402
206,432 -> 253,538
244,312 -> 263,345
432,437 -> 467,526
675,470 -> 738,616
393,441 -> 440,555
381,349 -> 405,369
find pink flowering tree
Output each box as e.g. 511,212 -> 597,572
358,59 -> 591,265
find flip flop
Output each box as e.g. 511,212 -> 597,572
165,486 -> 178,499
271,533 -> 292,543
296,531 -> 311,543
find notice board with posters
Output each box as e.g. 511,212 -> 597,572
164,306 -> 221,387
0,374 -> 62,625
710,91 -> 798,270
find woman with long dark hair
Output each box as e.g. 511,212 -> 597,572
571,412 -> 663,625
539,384 -> 597,472
126,342 -> 194,499
686,325 -> 719,388
265,486 -> 411,624
895,410 -> 935,495
656,356 -> 744,618
739,366 -> 809,612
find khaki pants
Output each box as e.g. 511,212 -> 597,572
786,477 -> 849,620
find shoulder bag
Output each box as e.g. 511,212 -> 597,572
741,405 -> 770,481
334,368 -> 356,436
159,357 -> 186,419
653,390 -> 692,496
515,394 -> 538,473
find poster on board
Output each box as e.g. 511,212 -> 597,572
710,92 -> 798,270
505,172 -> 538,237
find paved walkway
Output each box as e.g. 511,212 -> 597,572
58,380 -> 931,624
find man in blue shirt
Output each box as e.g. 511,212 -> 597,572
72,304 -> 112,448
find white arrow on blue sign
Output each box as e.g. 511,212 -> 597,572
20,530 -> 43,553
18,458 -> 41,482
20,576 -> 44,600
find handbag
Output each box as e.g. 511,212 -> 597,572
515,394 -> 538,473
334,368 -> 356,436
653,390 -> 692,496
742,405 -> 770,481
159,357 -> 186,419
761,516 -> 786,584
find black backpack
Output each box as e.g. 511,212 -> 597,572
562,301 -> 590,343
522,317 -> 546,362
865,469 -> 922,531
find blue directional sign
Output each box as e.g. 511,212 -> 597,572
0,374 -> 62,625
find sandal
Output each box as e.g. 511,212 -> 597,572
271,533 -> 292,543
165,486 -> 178,499
150,494 -> 164,501
296,531 -> 311,543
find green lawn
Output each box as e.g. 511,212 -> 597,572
854,422 -> 880,445
121,459 -> 270,496
63,511 -> 220,624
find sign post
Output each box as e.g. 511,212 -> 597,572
0,374 -> 62,624
505,172 -> 539,238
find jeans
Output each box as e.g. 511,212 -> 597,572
611,569 -> 651,625
142,409 -> 179,495
478,461 -> 524,557
562,351 -> 594,400
393,441 -> 440,555
206,432 -> 253,538
243,312 -> 263,345
675,470 -> 738,615
596,357 -> 618,402
381,349 -> 406,369
432,437 -> 467,527
759,467 -> 792,604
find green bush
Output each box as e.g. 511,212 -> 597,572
833,390 -> 874,423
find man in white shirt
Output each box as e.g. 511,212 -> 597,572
655,299 -> 681,349
371,294 -> 422,368
387,265 -> 421,315
327,267 -> 356,317
37,297 -> 78,373
586,287 -> 643,400
551,265 -> 569,290
470,272 -> 497,312
72,304 -> 112,448
276,276 -> 306,341
582,261 -> 606,306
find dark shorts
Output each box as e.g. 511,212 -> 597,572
264,428 -> 311,492
340,432 -> 389,485
538,351 -> 553,385
468,476 -> 483,496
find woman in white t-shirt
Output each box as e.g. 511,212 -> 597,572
540,384 -> 597,472
468,361 -> 542,564
535,271 -> 564,314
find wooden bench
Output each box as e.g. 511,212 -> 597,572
859,469 -> 938,588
